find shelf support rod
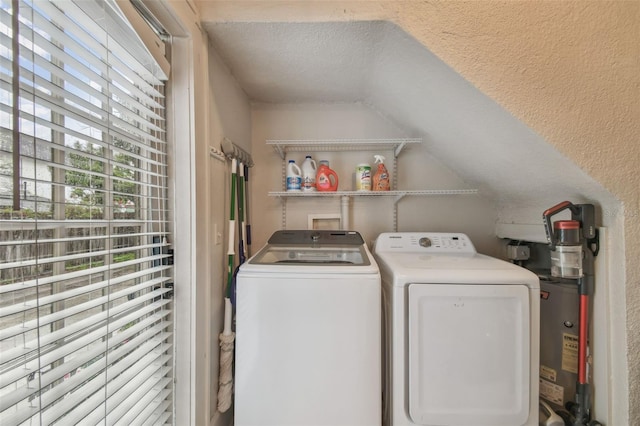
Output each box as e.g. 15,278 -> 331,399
393,205 -> 398,232
281,157 -> 287,228
392,193 -> 406,232
392,154 -> 400,232
281,197 -> 287,229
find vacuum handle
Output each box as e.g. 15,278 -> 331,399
577,203 -> 596,240
543,201 -> 575,250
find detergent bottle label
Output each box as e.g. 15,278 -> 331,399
286,176 -> 301,191
302,176 -> 315,190
316,164 -> 338,191
286,160 -> 302,191
355,164 -> 372,191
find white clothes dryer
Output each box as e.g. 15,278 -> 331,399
235,230 -> 381,426
373,232 -> 539,426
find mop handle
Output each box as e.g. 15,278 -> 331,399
240,165 -> 247,256
227,159 -> 237,256
226,159 -> 237,298
222,298 -> 233,335
244,164 -> 252,255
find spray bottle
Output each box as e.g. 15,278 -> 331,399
372,155 -> 390,191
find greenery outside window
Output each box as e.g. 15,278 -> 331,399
0,0 -> 173,424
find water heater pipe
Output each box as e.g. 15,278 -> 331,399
341,196 -> 350,230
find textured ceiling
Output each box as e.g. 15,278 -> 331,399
203,20 -> 617,209
204,21 -> 383,103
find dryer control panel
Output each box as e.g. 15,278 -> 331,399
374,232 -> 476,254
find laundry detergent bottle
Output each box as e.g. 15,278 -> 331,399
316,161 -> 338,192
286,160 -> 302,191
301,155 -> 317,192
372,155 -> 391,191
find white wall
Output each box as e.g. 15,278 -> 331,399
205,40 -> 252,426
152,1 -> 252,425
200,3 -> 637,421
147,1 -> 631,424
249,103 -> 499,256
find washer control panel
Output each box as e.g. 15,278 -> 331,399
374,232 -> 476,254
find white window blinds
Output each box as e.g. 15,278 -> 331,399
0,0 -> 173,424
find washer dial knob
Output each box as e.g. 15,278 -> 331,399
419,237 -> 432,248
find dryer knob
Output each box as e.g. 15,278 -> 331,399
419,237 -> 432,248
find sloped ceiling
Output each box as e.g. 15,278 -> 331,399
203,21 -> 617,210
199,16 -> 634,422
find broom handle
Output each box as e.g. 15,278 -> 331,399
241,165 -> 247,258
226,159 -> 237,298
238,163 -> 246,262
244,164 -> 251,256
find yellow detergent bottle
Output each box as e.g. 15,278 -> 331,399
372,155 -> 390,191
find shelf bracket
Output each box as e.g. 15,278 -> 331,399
393,193 -> 406,205
272,143 -> 285,160
394,141 -> 407,158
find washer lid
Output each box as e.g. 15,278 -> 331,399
268,230 -> 365,246
249,230 -> 371,266
250,246 -> 369,266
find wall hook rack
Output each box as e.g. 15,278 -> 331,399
209,145 -> 226,162
221,137 -> 254,167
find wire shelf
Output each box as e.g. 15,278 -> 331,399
266,138 -> 422,159
267,137 -> 478,231
268,189 -> 478,202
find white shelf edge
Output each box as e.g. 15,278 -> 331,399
268,189 -> 478,197
266,138 -> 422,158
266,138 -> 422,144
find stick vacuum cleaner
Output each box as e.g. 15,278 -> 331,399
543,201 -> 601,426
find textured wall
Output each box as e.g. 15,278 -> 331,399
390,3 -> 640,421
200,0 -> 639,421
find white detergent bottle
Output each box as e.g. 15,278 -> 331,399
286,160 -> 302,191
301,155 -> 317,192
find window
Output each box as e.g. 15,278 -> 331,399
0,0 -> 173,424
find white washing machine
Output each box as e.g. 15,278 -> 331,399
373,232 -> 540,426
235,230 -> 381,426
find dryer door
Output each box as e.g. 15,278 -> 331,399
408,284 -> 530,425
